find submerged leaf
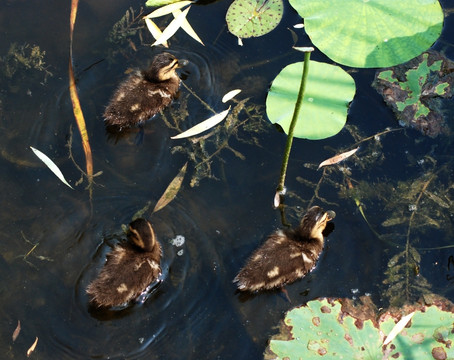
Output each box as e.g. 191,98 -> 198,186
318,147 -> 359,169
171,107 -> 230,139
12,320 -> 21,342
153,162 -> 187,213
144,18 -> 168,47
30,147 -> 74,189
152,6 -> 190,46
144,1 -> 191,18
172,9 -> 204,45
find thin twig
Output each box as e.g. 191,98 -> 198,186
181,82 -> 216,114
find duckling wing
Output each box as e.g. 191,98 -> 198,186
104,72 -> 178,128
86,244 -> 161,307
234,230 -> 321,292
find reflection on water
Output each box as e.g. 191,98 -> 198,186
0,0 -> 454,359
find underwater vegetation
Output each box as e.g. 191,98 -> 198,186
106,7 -> 147,61
0,42 -> 52,92
163,95 -> 269,187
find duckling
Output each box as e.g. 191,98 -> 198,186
103,52 -> 187,130
234,206 -> 335,292
86,218 -> 162,307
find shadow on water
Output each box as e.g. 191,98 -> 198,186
0,0 -> 454,359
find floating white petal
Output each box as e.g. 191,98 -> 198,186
152,6 -> 190,47
30,146 -> 74,189
273,191 -> 280,208
172,9 -> 204,45
171,107 -> 230,139
144,1 -> 192,19
222,89 -> 242,103
144,18 -> 168,48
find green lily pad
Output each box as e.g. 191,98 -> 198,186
266,60 -> 356,140
289,0 -> 443,68
226,0 -> 283,39
265,297 -> 454,359
373,50 -> 453,137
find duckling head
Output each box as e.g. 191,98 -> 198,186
143,52 -> 188,82
127,218 -> 157,252
299,206 -> 336,242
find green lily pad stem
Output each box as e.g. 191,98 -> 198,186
276,49 -> 312,198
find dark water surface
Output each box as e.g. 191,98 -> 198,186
1,0 -> 454,359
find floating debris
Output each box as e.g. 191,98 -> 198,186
383,312 -> 415,346
222,89 -> 242,103
153,162 -> 187,213
26,337 -> 38,357
170,235 -> 185,247
30,146 -> 74,189
172,8 -> 204,45
152,6 -> 190,47
318,147 -> 359,169
171,107 -> 230,139
144,18 -> 168,47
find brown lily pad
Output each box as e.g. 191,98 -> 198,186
373,50 -> 454,137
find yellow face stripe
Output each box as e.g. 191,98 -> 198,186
163,59 -> 179,72
310,211 -> 331,240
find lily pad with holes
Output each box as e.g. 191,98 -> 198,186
289,0 -> 443,68
265,297 -> 454,359
226,0 -> 283,39
266,60 -> 356,140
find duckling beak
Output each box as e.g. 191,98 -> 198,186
326,210 -> 336,221
177,59 -> 189,68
